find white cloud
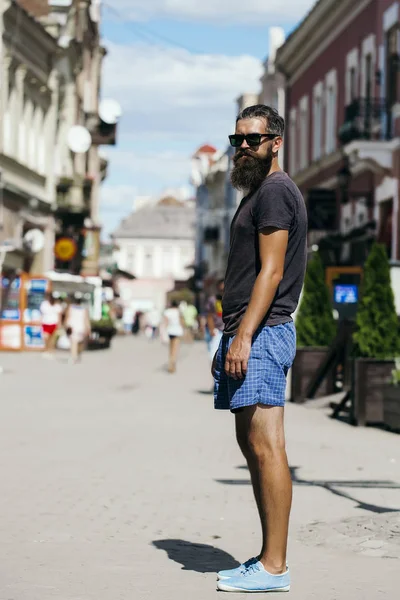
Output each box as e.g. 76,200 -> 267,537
101,184 -> 138,210
100,43 -> 262,231
109,0 -> 316,25
104,148 -> 191,173
100,181 -> 194,238
102,42 -> 263,140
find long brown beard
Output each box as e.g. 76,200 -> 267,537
231,149 -> 273,191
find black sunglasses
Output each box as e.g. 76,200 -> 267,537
229,133 -> 277,147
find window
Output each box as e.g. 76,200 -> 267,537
349,67 -> 357,102
345,48 -> 359,104
365,54 -> 373,100
143,249 -> 153,277
38,108 -> 46,174
29,103 -> 37,169
355,198 -> 368,227
386,25 -> 399,107
341,203 -> 352,234
162,246 -> 173,274
19,95 -> 27,163
299,96 -> 309,171
289,108 -> 297,176
3,91 -> 13,155
127,247 -> 135,273
377,199 -> 393,259
361,35 -> 376,101
312,82 -> 323,160
325,70 -> 337,155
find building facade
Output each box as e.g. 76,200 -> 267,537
0,0 -> 117,280
276,0 -> 400,266
259,27 -> 286,169
0,0 -> 59,273
112,203 -> 196,314
43,0 -> 113,277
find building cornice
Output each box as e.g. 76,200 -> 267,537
276,0 -> 373,84
8,1 -> 58,52
0,153 -> 47,189
293,149 -> 342,188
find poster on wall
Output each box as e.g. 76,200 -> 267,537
0,324 -> 22,349
24,279 -> 48,323
24,326 -> 44,349
1,277 -> 21,321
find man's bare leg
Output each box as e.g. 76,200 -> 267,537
235,410 -> 265,550
235,404 -> 292,574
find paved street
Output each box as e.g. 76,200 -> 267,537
0,336 -> 399,599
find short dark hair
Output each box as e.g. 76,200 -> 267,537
171,299 -> 179,308
236,104 -> 284,137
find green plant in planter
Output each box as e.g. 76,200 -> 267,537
353,242 -> 400,359
390,357 -> 400,386
91,317 -> 115,329
295,251 -> 336,347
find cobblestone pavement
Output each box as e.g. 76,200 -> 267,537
0,337 -> 399,599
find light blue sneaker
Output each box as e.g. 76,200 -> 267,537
217,557 -> 258,581
217,561 -> 290,593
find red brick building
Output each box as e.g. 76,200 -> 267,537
276,0 -> 400,266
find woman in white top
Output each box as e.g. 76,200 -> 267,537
163,300 -> 185,373
40,294 -> 62,356
65,296 -> 91,363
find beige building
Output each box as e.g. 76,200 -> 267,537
112,202 -> 196,314
0,0 -> 116,278
0,0 -> 59,273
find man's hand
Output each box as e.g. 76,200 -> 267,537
225,335 -> 252,380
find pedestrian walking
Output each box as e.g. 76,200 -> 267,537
213,104 -> 307,593
146,306 -> 162,339
122,305 -> 134,334
181,300 -> 198,343
65,296 -> 91,364
206,279 -> 225,363
40,293 -> 62,358
162,300 -> 184,373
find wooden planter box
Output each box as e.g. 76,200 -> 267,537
88,325 -> 116,351
290,347 -> 334,403
353,358 -> 394,426
383,385 -> 400,432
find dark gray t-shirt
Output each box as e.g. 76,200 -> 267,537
222,171 -> 307,335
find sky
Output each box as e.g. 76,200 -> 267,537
99,0 -> 316,238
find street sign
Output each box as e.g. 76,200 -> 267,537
54,237 -> 77,262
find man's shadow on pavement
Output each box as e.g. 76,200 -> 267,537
152,539 -> 239,573
215,465 -> 400,514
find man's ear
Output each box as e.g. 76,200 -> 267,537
272,136 -> 283,154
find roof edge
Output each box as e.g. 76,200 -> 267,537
276,0 -> 336,71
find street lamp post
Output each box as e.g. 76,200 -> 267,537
0,243 -> 16,374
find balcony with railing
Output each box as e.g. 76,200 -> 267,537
338,98 -> 393,145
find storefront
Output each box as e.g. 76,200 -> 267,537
0,274 -> 50,351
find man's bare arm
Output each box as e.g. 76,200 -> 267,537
224,226 -> 289,379
238,227 -> 288,338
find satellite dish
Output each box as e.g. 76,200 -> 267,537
67,125 -> 92,153
99,99 -> 122,125
24,229 -> 45,254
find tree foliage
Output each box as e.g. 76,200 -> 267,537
296,251 -> 336,347
353,242 -> 399,359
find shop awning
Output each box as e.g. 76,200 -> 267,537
45,271 -> 97,296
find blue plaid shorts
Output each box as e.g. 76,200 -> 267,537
214,322 -> 296,412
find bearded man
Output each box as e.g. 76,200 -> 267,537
213,105 -> 307,593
